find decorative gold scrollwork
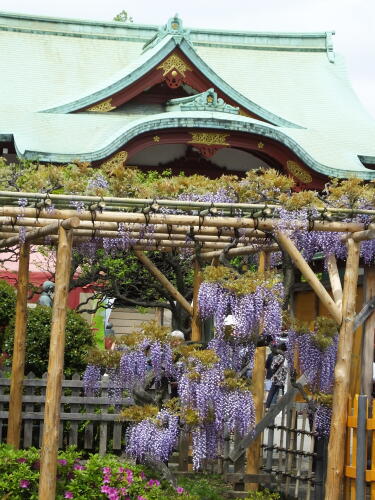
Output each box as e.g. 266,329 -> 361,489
101,151 -> 128,170
286,160 -> 312,184
189,132 -> 230,146
157,54 -> 192,77
86,98 -> 116,112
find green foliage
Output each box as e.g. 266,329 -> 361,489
0,444 -> 195,499
3,306 -> 95,377
0,279 -> 16,332
113,10 -> 133,22
202,266 -> 282,296
176,474 -> 231,500
243,490 -> 281,499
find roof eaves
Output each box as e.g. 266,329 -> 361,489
16,112 -> 375,180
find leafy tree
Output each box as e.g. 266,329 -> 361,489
3,306 -> 95,377
113,10 -> 133,22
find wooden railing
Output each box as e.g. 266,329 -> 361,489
345,394 -> 375,499
0,372 -> 131,454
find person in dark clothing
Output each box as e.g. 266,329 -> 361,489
265,343 -> 288,409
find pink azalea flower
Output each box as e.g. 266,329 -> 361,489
73,463 -> 85,470
17,457 -> 27,463
102,466 -> 112,474
147,479 -> 160,487
19,480 -> 30,488
139,471 -> 145,480
176,486 -> 185,494
58,459 -> 68,466
64,492 -> 74,499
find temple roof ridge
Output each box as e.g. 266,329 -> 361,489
0,10 -> 334,55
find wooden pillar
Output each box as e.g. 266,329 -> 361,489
246,251 -> 267,491
7,242 -> 30,448
361,266 -> 375,399
325,238 -> 360,500
191,260 -> 202,342
38,227 -> 73,500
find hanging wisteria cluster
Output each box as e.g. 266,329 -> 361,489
83,315 -> 258,470
286,317 -> 338,437
198,266 -> 284,340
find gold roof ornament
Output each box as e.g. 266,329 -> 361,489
101,151 -> 128,170
157,54 -> 192,77
86,98 -> 116,112
189,132 -> 230,146
286,160 -> 313,184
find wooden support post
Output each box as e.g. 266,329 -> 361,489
361,266 -> 375,398
6,242 -> 30,448
275,231 -> 342,324
327,254 -> 343,310
133,250 -> 193,316
191,260 -> 202,342
38,226 -> 74,500
325,238 -> 360,500
246,251 -> 267,491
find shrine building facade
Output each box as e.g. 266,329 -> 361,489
1,11 -> 375,188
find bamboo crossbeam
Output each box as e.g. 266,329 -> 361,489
0,206 -> 367,233
1,190 -> 375,217
200,244 -> 278,259
327,254 -> 343,310
0,217 -> 80,248
350,228 -> 375,242
133,250 -> 193,315
325,238 -> 360,500
0,217 -> 268,240
275,232 -> 342,324
6,242 -> 30,449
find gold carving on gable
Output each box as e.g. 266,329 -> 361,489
101,151 -> 128,171
189,132 -> 230,146
86,98 -> 116,112
286,160 -> 312,184
153,135 -> 160,142
257,142 -> 264,149
157,54 -> 192,77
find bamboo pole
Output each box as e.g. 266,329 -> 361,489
6,242 -> 30,448
1,190 -> 375,217
38,226 -> 74,500
246,251 -> 267,491
0,206 -> 367,233
200,244 -> 279,259
133,250 -> 193,316
325,238 -> 360,500
0,217 -> 268,240
346,228 -> 375,242
326,254 -> 343,310
275,232 -> 342,324
0,217 -> 80,248
191,260 -> 202,342
361,266 -> 375,398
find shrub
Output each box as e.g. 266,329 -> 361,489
176,474 -> 231,500
3,306 -> 95,377
0,279 -> 16,329
244,490 -> 281,499
0,444 -> 194,499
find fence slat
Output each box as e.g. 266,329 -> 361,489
99,375 -> 109,455
355,395 -> 367,500
23,372 -> 35,448
68,373 -> 80,447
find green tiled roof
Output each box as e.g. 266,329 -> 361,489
0,10 -> 374,179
